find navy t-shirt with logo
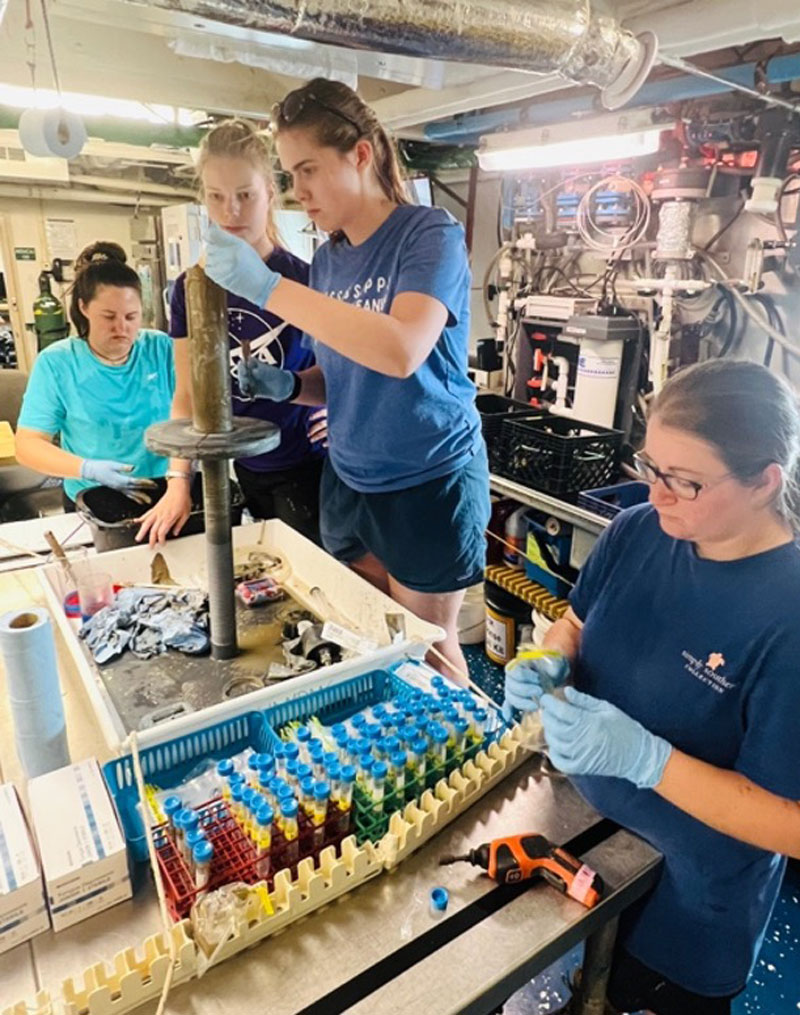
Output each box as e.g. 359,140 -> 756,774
170,248 -> 324,472
568,503 -> 800,996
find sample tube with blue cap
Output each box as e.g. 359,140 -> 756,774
359,753 -> 375,796
473,708 -> 488,745
410,737 -> 427,783
462,698 -> 477,738
300,775 -> 315,817
216,759 -> 234,797
333,729 -> 349,761
255,804 -> 273,879
284,740 -> 300,768
273,743 -> 286,776
390,750 -> 407,799
454,717 -> 469,755
309,744 -> 325,780
350,712 -> 367,736
193,839 -> 214,895
327,759 -> 341,806
247,753 -> 262,788
186,827 -> 207,868
296,762 -> 313,786
294,726 -> 310,762
371,760 -> 388,814
163,795 -> 182,837
430,724 -> 448,769
281,798 -> 300,866
258,770 -> 274,805
338,764 -> 356,834
286,758 -> 299,783
312,780 -> 330,850
230,784 -> 245,825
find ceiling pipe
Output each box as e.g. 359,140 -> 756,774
136,0 -> 656,110
425,51 -> 800,144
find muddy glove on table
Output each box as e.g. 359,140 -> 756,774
81,586 -> 209,664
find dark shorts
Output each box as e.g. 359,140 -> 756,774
234,456 -> 323,546
607,948 -> 738,1015
320,444 -> 490,595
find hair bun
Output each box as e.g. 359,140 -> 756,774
74,241 -> 128,274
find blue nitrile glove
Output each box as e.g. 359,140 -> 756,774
540,686 -> 672,789
205,221 -> 281,307
235,358 -> 296,401
502,649 -> 570,722
80,459 -> 157,492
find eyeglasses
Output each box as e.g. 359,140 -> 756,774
632,452 -> 736,501
275,90 -> 361,135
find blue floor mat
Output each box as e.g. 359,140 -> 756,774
463,645 -> 800,1014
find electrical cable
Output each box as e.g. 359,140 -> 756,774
748,291 -> 786,367
575,175 -> 651,255
702,199 -> 746,251
700,251 -> 800,361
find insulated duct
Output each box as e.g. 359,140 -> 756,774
136,0 -> 657,110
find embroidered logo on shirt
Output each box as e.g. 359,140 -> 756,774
682,650 -> 736,694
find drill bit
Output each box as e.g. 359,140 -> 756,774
439,853 -> 472,866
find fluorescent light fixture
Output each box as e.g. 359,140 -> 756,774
478,109 -> 667,172
0,84 -> 198,126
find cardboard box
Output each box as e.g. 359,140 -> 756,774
0,783 -> 49,954
28,759 -> 131,931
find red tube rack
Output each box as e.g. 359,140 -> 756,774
154,797 -> 352,921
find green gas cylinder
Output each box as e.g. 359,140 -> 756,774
33,272 -> 68,350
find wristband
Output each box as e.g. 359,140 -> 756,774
166,470 -> 191,481
289,371 -> 302,402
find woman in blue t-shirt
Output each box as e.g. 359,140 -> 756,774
200,79 -> 489,683
505,360 -> 800,1015
136,118 -> 325,547
16,241 -> 174,509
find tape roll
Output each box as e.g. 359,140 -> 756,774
0,606 -> 70,777
18,107 -> 87,160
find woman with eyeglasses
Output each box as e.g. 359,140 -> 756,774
504,359 -> 800,1015
201,79 -> 489,682
136,118 -> 326,548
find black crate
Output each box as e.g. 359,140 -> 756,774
476,393 -> 544,470
496,415 -> 623,496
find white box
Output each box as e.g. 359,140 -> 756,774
28,759 -> 131,932
0,783 -> 49,953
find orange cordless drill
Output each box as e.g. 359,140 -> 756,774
439,833 -> 603,909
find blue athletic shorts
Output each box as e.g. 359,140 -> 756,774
320,443 -> 490,595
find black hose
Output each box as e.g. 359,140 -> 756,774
748,292 -> 785,367
715,287 -> 739,357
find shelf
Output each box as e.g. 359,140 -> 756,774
485,564 -> 568,621
489,473 -> 610,535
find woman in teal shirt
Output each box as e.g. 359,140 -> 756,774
16,241 -> 174,509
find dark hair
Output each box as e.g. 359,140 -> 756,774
652,358 -> 800,530
272,78 -> 409,238
196,118 -> 282,247
69,242 -> 140,338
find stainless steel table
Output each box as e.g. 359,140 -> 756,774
0,569 -> 661,1015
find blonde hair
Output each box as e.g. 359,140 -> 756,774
196,118 -> 282,247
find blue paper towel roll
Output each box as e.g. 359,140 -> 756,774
0,606 -> 70,777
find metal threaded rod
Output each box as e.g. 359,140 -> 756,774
186,266 -> 237,659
